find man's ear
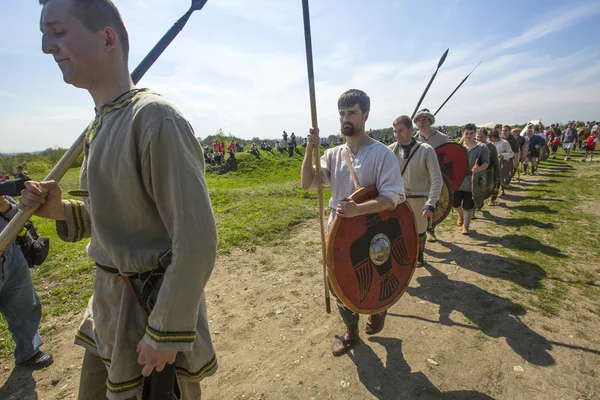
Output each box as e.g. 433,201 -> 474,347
104,27 -> 119,52
363,111 -> 369,121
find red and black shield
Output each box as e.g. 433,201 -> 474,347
326,186 -> 418,315
435,142 -> 468,193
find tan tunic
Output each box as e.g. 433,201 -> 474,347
388,141 -> 443,234
415,130 -> 449,149
57,89 -> 217,400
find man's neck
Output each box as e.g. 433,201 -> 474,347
398,138 -> 413,146
419,127 -> 434,137
88,69 -> 135,111
345,131 -> 373,155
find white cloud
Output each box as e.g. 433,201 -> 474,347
495,1 -> 600,51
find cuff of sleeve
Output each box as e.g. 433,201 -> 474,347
423,204 -> 435,212
0,204 -> 17,220
56,200 -> 86,242
143,325 -> 195,352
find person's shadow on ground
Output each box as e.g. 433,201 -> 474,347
0,366 -> 38,400
406,263 -> 554,367
427,239 -> 547,289
348,337 -> 496,399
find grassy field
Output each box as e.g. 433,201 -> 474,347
0,147 -> 329,358
0,147 -> 598,362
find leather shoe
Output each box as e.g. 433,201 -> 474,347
16,351 -> 54,369
365,311 -> 387,335
331,324 -> 359,356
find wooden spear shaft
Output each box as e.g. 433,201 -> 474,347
301,0 -> 331,314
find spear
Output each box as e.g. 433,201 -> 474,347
0,0 -> 209,256
301,0 -> 331,313
410,48 -> 449,120
434,61 -> 481,116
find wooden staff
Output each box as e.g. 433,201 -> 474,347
302,0 -> 331,313
410,48 -> 449,120
0,0 -> 209,256
434,61 -> 481,116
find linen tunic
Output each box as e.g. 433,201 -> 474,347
56,89 -> 217,399
493,139 -> 514,160
457,143 -> 490,193
415,130 -> 449,149
309,141 -> 405,211
387,142 -> 443,234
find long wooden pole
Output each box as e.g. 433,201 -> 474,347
0,0 -> 209,256
410,48 -> 449,120
433,61 -> 481,116
301,0 -> 331,314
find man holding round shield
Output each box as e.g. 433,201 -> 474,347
388,115 -> 442,268
301,89 -> 405,357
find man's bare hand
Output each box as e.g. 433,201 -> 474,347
17,180 -> 65,220
336,198 -> 361,218
422,209 -> 434,218
137,338 -> 177,377
307,127 -> 320,146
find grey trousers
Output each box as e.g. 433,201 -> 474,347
78,350 -> 202,400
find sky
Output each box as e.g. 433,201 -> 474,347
1,0 -> 599,152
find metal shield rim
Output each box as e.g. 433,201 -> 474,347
431,174 -> 454,227
326,185 -> 419,315
500,159 -> 513,186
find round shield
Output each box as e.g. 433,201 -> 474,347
500,158 -> 513,186
435,143 -> 468,193
326,186 -> 418,315
431,174 -> 454,228
472,162 -> 496,208
472,170 -> 487,209
520,142 -> 529,163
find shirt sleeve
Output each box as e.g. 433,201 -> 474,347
424,146 -> 443,209
307,150 -> 331,189
142,117 -> 218,352
0,196 -> 18,220
479,145 -> 490,166
55,199 -> 92,242
377,148 -> 406,207
501,142 -> 514,160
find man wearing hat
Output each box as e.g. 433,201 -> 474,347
413,108 -> 449,149
413,108 -> 448,241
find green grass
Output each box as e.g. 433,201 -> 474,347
0,147 -> 328,359
489,156 -> 600,316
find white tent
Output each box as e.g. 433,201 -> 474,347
476,121 -> 505,129
519,119 -> 545,137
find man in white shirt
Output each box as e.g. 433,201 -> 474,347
301,89 -> 405,357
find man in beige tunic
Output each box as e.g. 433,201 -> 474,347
413,108 -> 448,242
19,0 -> 217,398
301,89 -> 405,357
388,115 -> 442,267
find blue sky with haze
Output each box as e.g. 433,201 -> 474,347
1,0 -> 599,152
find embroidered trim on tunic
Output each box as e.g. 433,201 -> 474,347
176,354 -> 217,379
75,330 -> 96,348
145,325 -> 196,343
67,200 -> 85,242
107,376 -> 144,394
84,89 -> 156,150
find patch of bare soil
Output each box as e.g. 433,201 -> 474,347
1,165 -> 599,400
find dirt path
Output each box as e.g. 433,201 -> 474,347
1,164 -> 599,400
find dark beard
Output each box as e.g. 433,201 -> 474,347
341,123 -> 356,137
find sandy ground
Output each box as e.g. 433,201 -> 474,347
1,163 -> 599,400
